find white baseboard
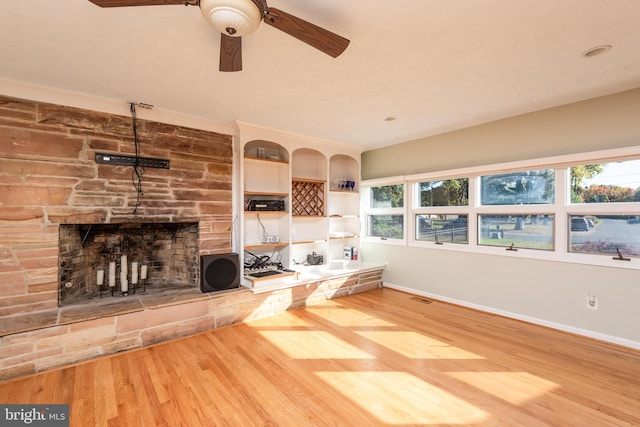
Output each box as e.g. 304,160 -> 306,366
383,282 -> 640,351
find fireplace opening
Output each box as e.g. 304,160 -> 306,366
58,222 -> 199,306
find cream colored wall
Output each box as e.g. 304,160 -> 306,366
361,88 -> 640,348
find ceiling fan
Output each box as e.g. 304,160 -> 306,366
87,0 -> 350,72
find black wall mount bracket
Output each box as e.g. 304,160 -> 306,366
95,153 -> 170,169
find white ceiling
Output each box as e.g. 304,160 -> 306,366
1,0 -> 639,150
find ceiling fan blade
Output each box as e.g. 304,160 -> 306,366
263,7 -> 349,58
220,34 -> 243,72
87,0 -> 194,7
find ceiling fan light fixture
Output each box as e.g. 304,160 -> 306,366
200,0 -> 262,37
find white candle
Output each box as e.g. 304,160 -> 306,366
140,264 -> 147,280
131,262 -> 138,284
121,255 -> 128,274
121,270 -> 128,291
97,269 -> 104,286
108,262 -> 116,287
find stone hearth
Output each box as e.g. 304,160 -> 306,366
1,267 -> 383,380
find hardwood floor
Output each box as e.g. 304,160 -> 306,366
1,287 -> 639,426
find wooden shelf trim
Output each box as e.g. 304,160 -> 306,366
329,189 -> 359,194
244,191 -> 289,197
292,177 -> 326,184
244,242 -> 289,249
292,240 -> 327,245
244,156 -> 288,164
245,211 -> 288,215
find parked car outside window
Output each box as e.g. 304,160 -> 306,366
443,217 -> 468,229
571,217 -> 589,231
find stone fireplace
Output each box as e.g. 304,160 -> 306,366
58,222 -> 199,306
0,95 -> 235,370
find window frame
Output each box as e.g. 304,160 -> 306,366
411,174 -> 472,245
361,179 -> 407,245
362,146 -> 640,270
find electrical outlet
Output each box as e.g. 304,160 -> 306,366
587,294 -> 598,310
384,262 -> 390,270
261,235 -> 280,244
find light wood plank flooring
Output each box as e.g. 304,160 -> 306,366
1,287 -> 639,426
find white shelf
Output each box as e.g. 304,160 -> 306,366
241,137 -> 361,282
244,242 -> 289,249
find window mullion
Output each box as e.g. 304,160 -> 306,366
555,167 -> 568,253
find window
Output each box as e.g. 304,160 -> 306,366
369,184 -> 404,208
414,178 -> 469,244
478,214 -> 554,250
415,214 -> 469,244
480,169 -> 555,205
570,160 -> 640,203
368,214 -> 404,239
364,183 -> 405,241
418,178 -> 469,207
567,214 -> 640,257
477,169 -> 555,250
568,159 -> 640,257
363,147 -> 640,268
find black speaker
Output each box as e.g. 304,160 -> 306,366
201,253 -> 240,293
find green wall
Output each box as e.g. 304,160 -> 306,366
361,88 -> 640,347
362,89 -> 640,179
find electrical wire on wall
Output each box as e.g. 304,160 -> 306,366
257,213 -> 269,242
256,213 -> 280,243
129,103 -> 145,214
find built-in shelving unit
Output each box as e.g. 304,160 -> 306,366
327,154 -> 360,262
242,141 -> 290,253
289,148 -> 327,265
238,128 -> 363,290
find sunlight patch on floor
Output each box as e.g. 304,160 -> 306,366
248,310 -> 314,327
257,331 -> 375,359
447,371 -> 560,405
356,331 -> 485,359
305,308 -> 397,327
316,371 -> 488,425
